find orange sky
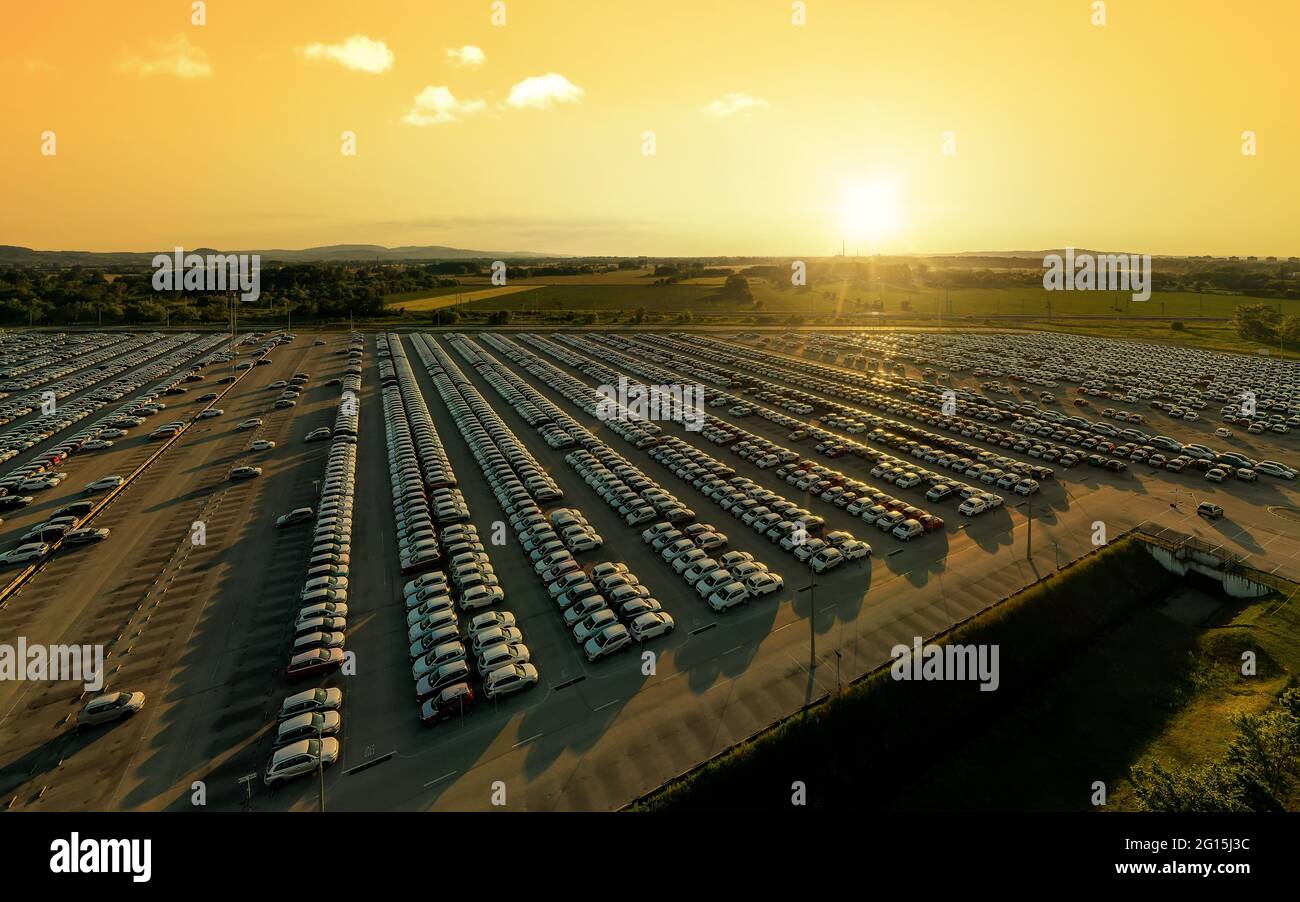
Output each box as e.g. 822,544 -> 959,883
2,0 -> 1296,256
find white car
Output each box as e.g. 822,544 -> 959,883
459,585 -> 505,611
482,662 -> 539,700
840,540 -> 871,560
744,572 -> 784,596
197,408 -> 223,419
264,738 -> 340,786
809,548 -> 845,572
958,497 -> 989,517
468,610 -> 517,637
572,609 -> 620,643
707,582 -> 749,612
76,691 -> 146,727
1255,461 -> 1297,480
584,624 -> 632,662
230,466 -> 263,479
237,418 -> 263,430
250,439 -> 276,451
628,611 -> 675,642
0,543 -> 51,566
81,439 -> 114,450
84,476 -> 125,494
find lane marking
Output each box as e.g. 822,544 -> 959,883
513,732 -> 543,748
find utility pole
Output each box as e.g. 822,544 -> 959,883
798,574 -> 817,665
317,723 -> 326,813
1018,500 -> 1033,560
237,773 -> 257,812
1026,502 -> 1032,560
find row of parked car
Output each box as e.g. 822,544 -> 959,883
833,330 -> 1300,430
466,334 -> 706,633
400,334 -> 543,698
506,333 -> 866,574
437,334 -> 655,661
379,337 -> 465,577
0,333 -> 229,493
573,332 -> 954,543
747,332 -> 1299,495
628,333 -> 1033,488
378,335 -> 526,720
0,335 -> 236,569
0,332 -> 203,458
650,436 -> 859,573
265,335 -> 364,786
640,332 -> 1073,480
488,334 -> 841,587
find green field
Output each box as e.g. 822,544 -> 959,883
376,278 -> 1298,358
388,279 -> 1296,319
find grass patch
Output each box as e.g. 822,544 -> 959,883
388,285 -> 539,311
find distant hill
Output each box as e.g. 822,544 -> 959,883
0,244 -> 566,266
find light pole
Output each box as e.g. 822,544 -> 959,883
237,773 -> 256,812
798,578 -> 816,666
317,722 -> 326,813
1016,500 -> 1033,561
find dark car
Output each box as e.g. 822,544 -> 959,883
0,495 -> 34,511
54,501 -> 96,519
276,507 -> 316,528
418,682 -> 475,726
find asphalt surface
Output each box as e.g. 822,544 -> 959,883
0,327 -> 1295,812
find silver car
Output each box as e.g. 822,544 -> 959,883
77,691 -> 145,727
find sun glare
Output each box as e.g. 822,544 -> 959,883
840,178 -> 900,245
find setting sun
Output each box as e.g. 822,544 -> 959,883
839,177 -> 901,246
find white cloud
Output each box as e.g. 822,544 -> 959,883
403,86 -> 486,126
701,92 -> 769,117
301,35 -> 394,74
118,35 -> 213,79
445,45 -> 486,68
505,73 -> 584,109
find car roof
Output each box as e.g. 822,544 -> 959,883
279,712 -> 319,731
272,740 -> 315,763
85,692 -> 126,709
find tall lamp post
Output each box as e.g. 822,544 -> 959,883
1016,500 -> 1033,561
317,720 -> 326,813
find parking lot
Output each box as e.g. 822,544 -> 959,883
1,327 -> 1296,812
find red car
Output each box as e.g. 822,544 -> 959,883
419,683 -> 475,726
286,647 -> 344,680
919,514 -> 945,532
